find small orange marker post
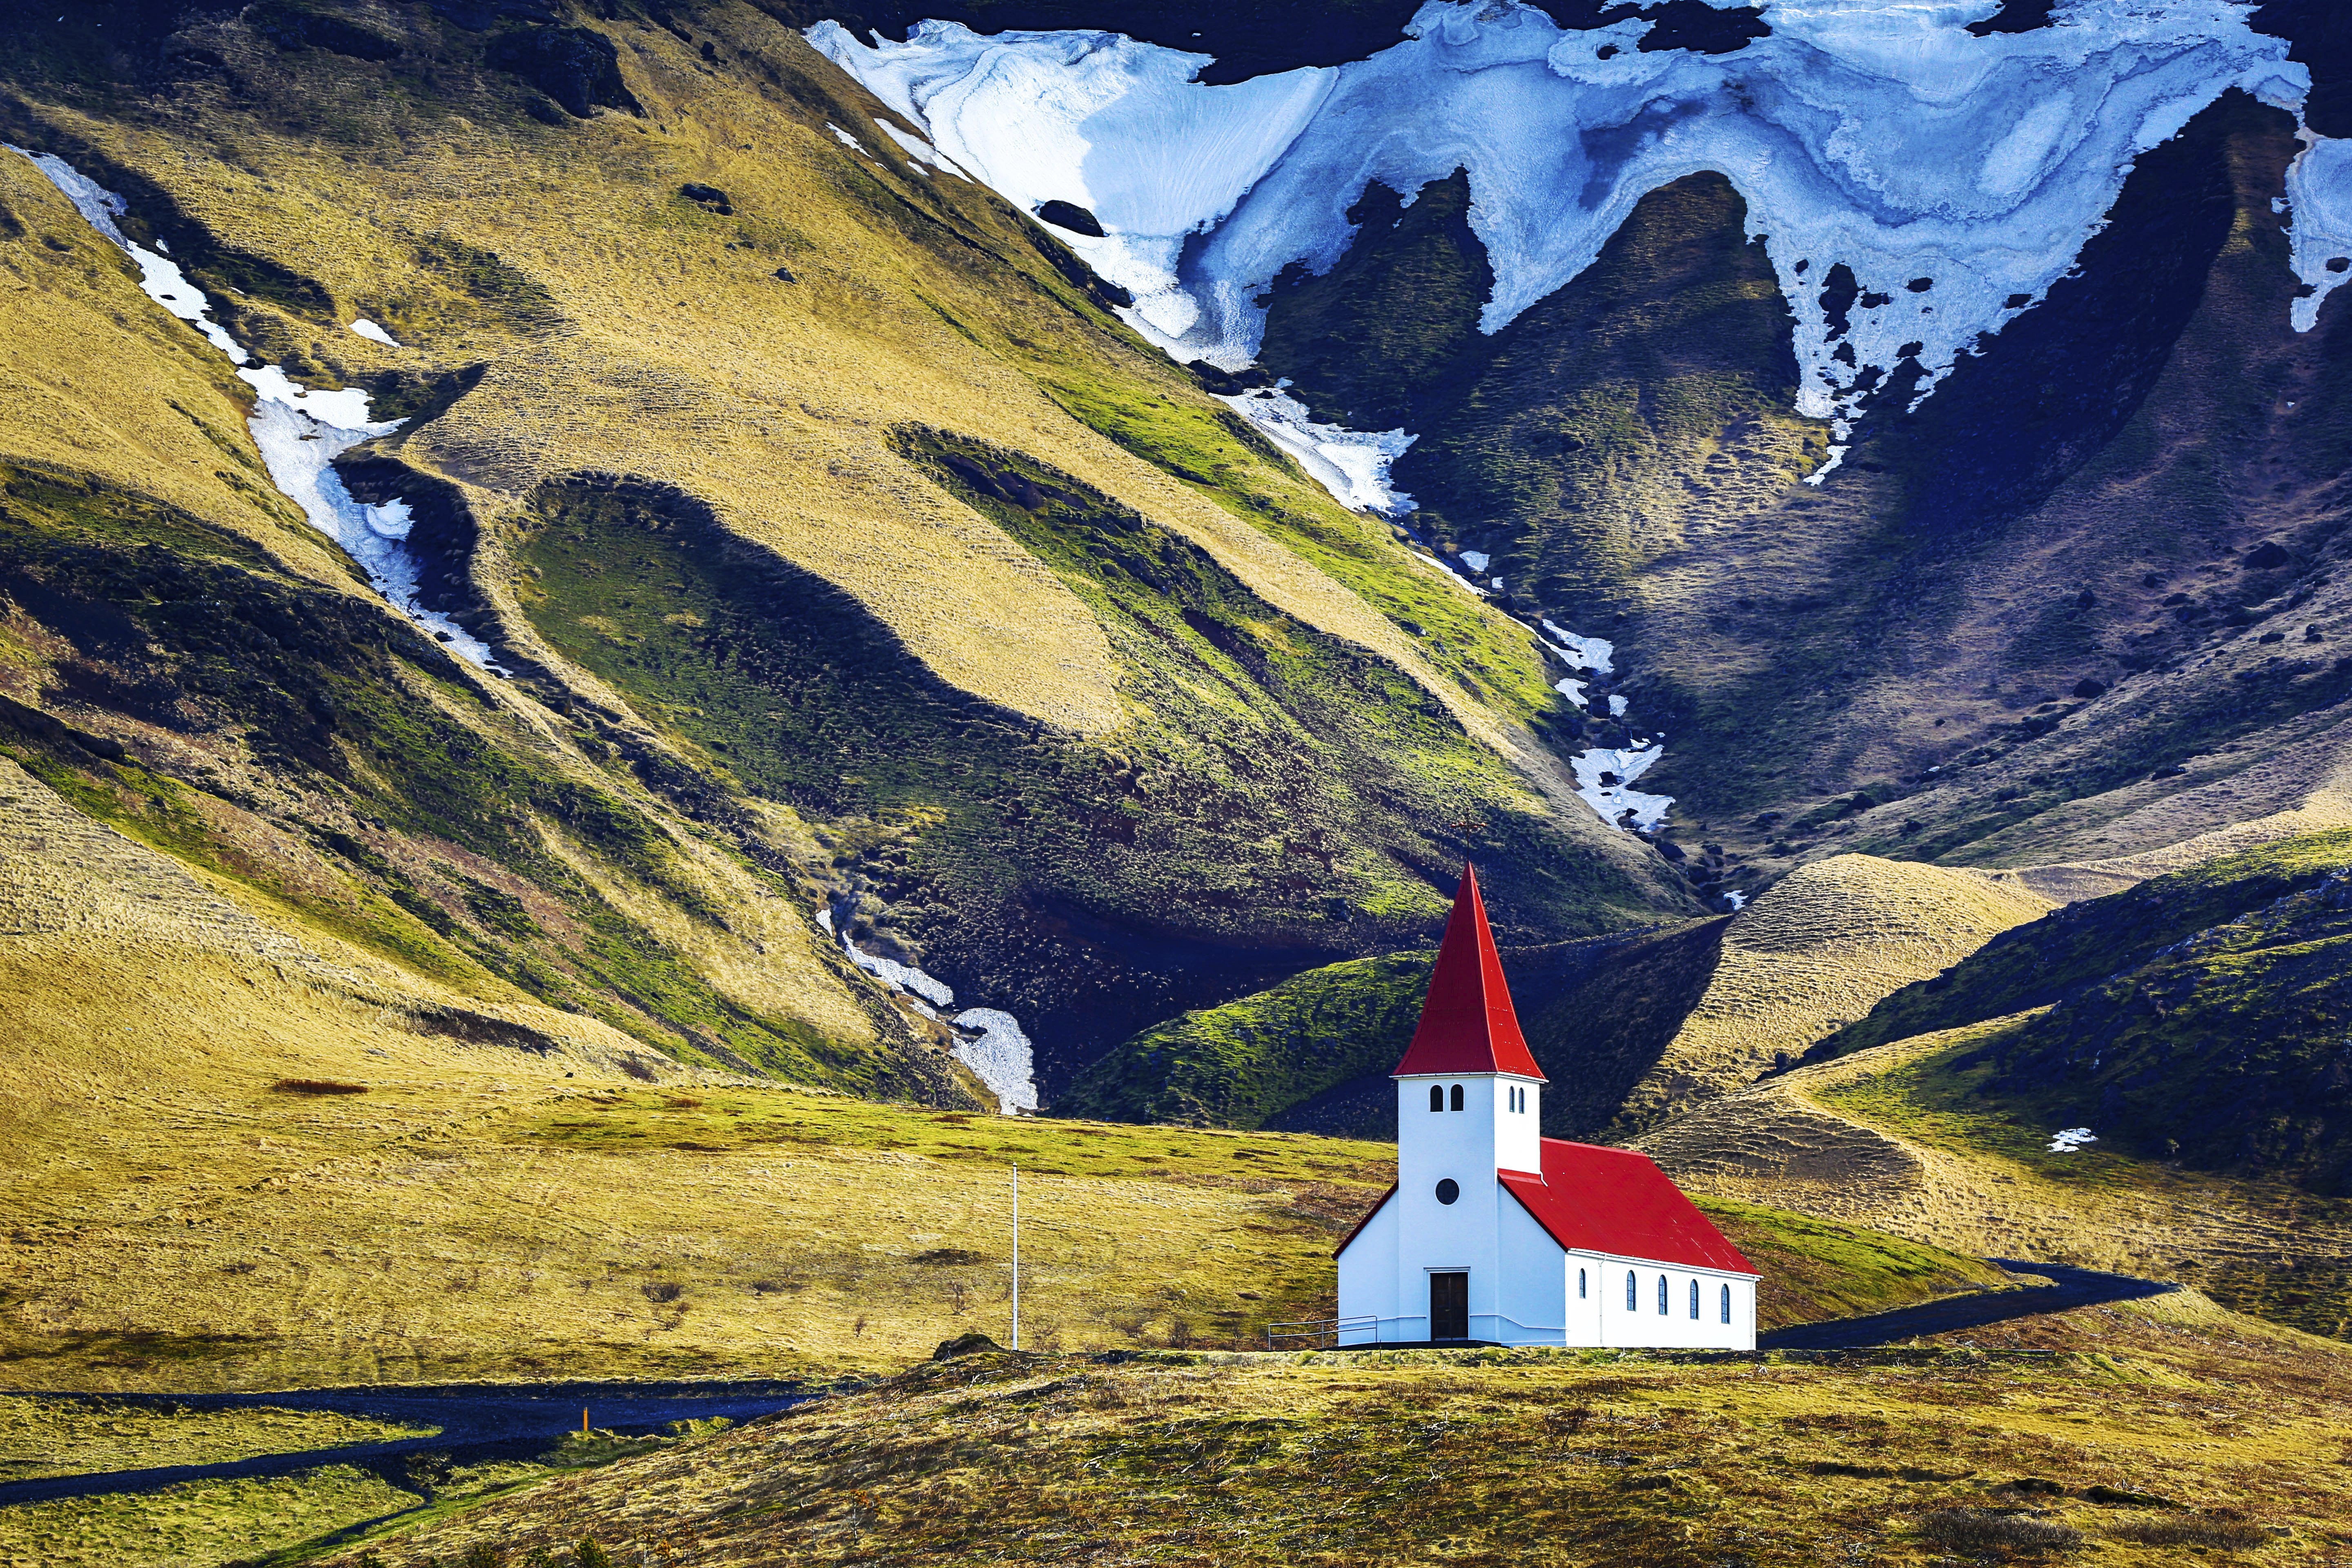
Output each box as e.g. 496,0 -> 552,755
582,1407 -> 589,1434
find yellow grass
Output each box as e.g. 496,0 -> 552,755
314,1309 -> 2352,1568
1616,854 -> 2049,1128
1634,1020 -> 2352,1328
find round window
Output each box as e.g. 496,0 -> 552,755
1434,1178 -> 1459,1205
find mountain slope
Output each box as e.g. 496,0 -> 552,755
0,0 -> 1691,1108
1063,853 -> 2049,1143
1808,828 -> 2352,1197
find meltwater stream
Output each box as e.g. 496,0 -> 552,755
10,148 -> 503,673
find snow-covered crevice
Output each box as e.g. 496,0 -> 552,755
2286,132 -> 2352,331
815,905 -> 1040,1114
811,1 -> 2310,445
1215,385 -> 1416,515
11,148 -> 503,670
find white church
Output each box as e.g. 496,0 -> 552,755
1336,865 -> 1760,1349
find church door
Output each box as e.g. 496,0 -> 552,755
1429,1272 -> 1469,1341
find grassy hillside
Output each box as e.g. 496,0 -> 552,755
1811,829 -> 2352,1195
1062,852 -> 2052,1143
295,1301 -> 2351,1568
1057,950 -> 1435,1131
1639,1020 -> 2352,1341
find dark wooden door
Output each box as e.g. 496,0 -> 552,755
1430,1272 -> 1468,1341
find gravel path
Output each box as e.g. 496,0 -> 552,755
1758,1260 -> 2180,1350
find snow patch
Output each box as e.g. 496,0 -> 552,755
1458,550 -> 1490,572
1540,622 -> 1614,675
840,938 -> 957,1007
877,118 -> 971,177
2048,1126 -> 2098,1154
818,904 -> 1040,1114
349,318 -> 402,347
244,400 -> 505,668
1570,742 -> 1672,833
11,148 -> 502,670
11,147 -> 250,363
951,1008 -> 1040,1114
1608,694 -> 1628,717
1214,386 -> 1414,514
1723,889 -> 1748,911
1411,551 -> 1490,595
826,122 -> 875,157
2287,133 -> 2352,332
1554,677 -> 1587,704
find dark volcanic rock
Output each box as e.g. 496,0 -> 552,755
486,27 -> 643,118
1035,198 -> 1105,237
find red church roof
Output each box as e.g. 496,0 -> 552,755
1390,863 -> 1545,1080
1500,1139 -> 1758,1275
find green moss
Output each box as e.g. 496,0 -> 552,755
0,462 -> 942,1095
1061,951 -> 1436,1129
512,448 -> 1669,1077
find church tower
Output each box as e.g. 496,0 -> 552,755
1381,864 -> 1548,1340
1334,862 -> 1761,1348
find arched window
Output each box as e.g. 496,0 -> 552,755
1657,1274 -> 1668,1314
1626,1271 -> 1637,1310
1578,1267 -> 1588,1299
1721,1283 -> 1733,1324
1449,1084 -> 1464,1111
1429,1084 -> 1443,1113
1689,1279 -> 1700,1319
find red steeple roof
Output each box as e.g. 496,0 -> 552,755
1389,863 -> 1546,1080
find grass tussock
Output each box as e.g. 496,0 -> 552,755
1918,1507 -> 2083,1552
2105,1514 -> 2273,1549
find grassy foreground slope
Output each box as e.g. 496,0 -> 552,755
317,1302 -> 2350,1568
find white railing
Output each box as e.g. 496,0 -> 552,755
1266,1314 -> 1379,1349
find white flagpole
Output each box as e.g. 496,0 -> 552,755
1010,1165 -> 1021,1351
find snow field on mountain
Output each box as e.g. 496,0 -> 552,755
809,1 -> 2328,844
2287,133 -> 2352,332
11,149 -> 504,670
813,0 -> 2309,457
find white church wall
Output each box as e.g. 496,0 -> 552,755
1564,1253 -> 1606,1348
1493,1187 -> 1568,1345
1335,1196 -> 1400,1346
1586,1254 -> 1758,1351
1391,1074 -> 1505,1343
